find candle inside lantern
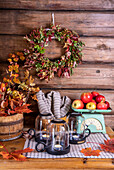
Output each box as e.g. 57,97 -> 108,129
54,144 -> 63,150
42,134 -> 49,139
73,134 -> 79,140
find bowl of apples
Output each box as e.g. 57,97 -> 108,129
71,91 -> 112,113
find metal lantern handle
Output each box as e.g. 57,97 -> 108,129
28,128 -> 36,137
35,142 -> 46,152
84,128 -> 91,138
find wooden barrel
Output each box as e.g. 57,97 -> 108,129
0,114 -> 23,141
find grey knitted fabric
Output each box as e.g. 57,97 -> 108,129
36,90 -> 71,118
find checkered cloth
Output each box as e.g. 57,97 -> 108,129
36,90 -> 71,118
23,133 -> 114,159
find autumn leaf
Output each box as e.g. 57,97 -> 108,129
7,58 -> 13,63
57,68 -> 62,77
24,70 -> 29,80
11,147 -> 34,155
16,52 -> 23,56
9,104 -> 32,114
80,148 -> 101,156
32,94 -> 38,101
12,153 -> 26,161
11,54 -> 16,58
13,57 -> 19,62
26,75 -> 35,86
0,151 -> 10,159
11,73 -> 19,78
13,64 -> 19,73
20,55 -> 25,61
99,138 -> 114,153
1,100 -> 8,109
0,109 -> 7,116
10,99 -> 14,109
13,77 -> 21,84
10,148 -> 34,161
63,43 -> 68,48
8,65 -> 13,72
0,147 -> 34,161
0,145 -> 3,148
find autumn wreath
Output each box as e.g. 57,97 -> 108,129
24,25 -> 85,81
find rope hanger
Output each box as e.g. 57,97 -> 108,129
52,13 -> 55,25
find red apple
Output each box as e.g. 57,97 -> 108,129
95,95 -> 105,103
72,99 -> 84,109
86,102 -> 96,110
81,92 -> 93,103
92,99 -> 97,105
97,102 -> 107,110
105,101 -> 110,109
91,91 -> 99,98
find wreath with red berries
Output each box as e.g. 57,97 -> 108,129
24,25 -> 85,81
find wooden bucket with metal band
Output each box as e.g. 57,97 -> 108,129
0,114 -> 23,141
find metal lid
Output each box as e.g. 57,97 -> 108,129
51,119 -> 66,124
70,112 -> 82,117
40,113 -> 52,117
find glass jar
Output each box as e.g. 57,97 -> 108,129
68,113 -> 91,144
45,119 -> 70,155
34,113 -> 53,142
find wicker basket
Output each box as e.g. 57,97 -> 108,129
0,114 -> 23,141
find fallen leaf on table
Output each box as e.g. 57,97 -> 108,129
80,147 -> 101,156
0,151 -> 11,159
99,138 -> 114,153
0,147 -> 34,161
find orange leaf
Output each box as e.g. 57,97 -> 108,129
0,145 -> 3,148
9,104 -> 32,114
0,147 -> 34,161
13,77 -> 20,84
24,70 -> 29,80
16,52 -> 23,56
12,153 -> 26,161
10,100 -> 14,110
57,68 -> 62,77
32,94 -> 38,101
11,147 -> 34,161
12,147 -> 34,155
0,110 -> 7,116
0,151 -> 10,159
80,148 -> 101,156
91,149 -> 101,156
100,138 -> 114,153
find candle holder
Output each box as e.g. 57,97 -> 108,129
28,113 -> 52,143
35,119 -> 70,155
68,113 -> 91,144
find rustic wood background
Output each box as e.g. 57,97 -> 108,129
0,0 -> 114,128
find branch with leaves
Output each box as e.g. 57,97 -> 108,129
0,52 -> 39,117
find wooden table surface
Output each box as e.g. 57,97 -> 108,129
0,126 -> 114,170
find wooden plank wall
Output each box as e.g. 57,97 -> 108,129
0,0 -> 114,128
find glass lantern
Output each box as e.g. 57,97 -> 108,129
45,119 -> 70,155
68,113 -> 91,144
34,113 -> 53,142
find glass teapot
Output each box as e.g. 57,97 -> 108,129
68,112 -> 91,144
